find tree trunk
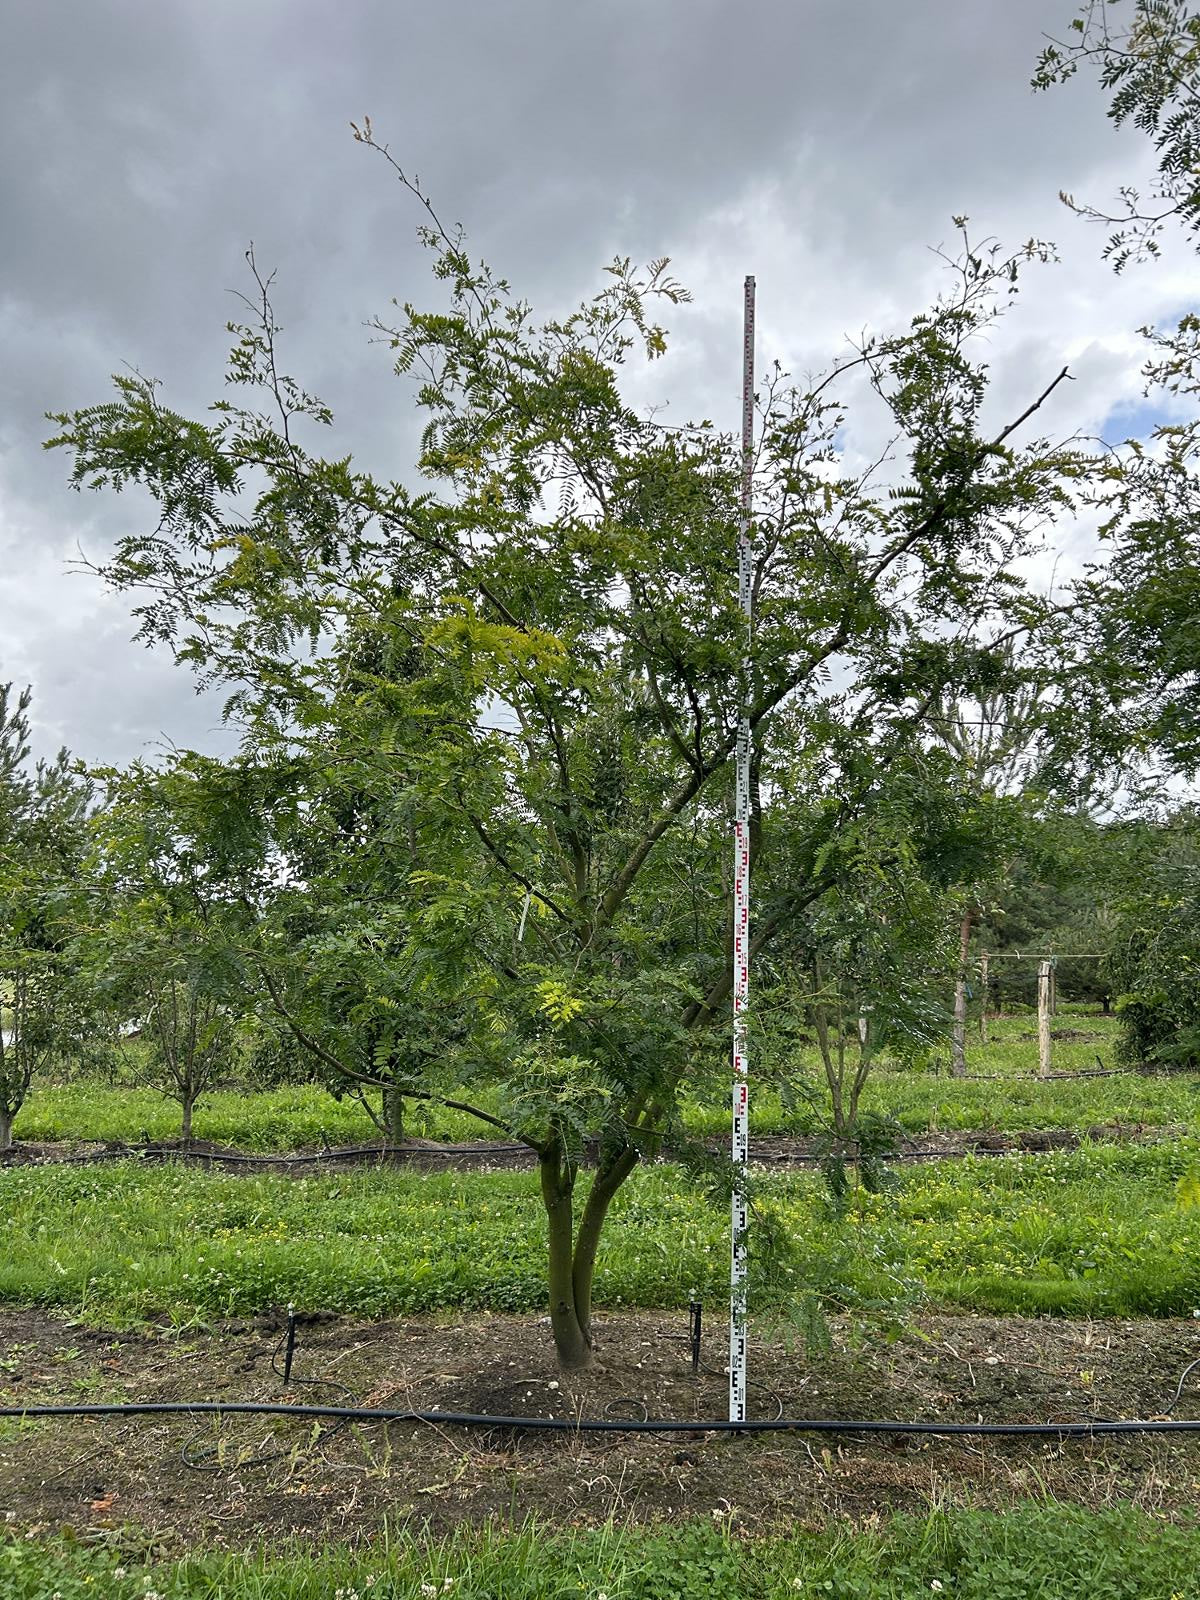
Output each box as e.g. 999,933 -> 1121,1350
181,1093 -> 194,1148
570,1149 -> 640,1346
950,910 -> 973,1078
383,1083 -> 405,1145
0,1105 -> 13,1152
539,1147 -> 592,1371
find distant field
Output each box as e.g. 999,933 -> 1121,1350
14,1013 -> 1199,1152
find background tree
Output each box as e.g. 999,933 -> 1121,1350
975,811 -> 1124,1013
1034,1 -> 1200,785
0,685 -> 96,1150
86,768 -> 246,1146
757,759 -> 967,1193
50,146 -> 1086,1366
922,651 -> 1059,1070
1105,806 -> 1200,1064
1035,2 -> 1200,1067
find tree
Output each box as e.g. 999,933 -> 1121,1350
86,767 -> 246,1146
924,651 -> 1052,1071
1034,3 -> 1200,787
1035,0 -> 1200,271
49,139 -> 1086,1367
757,761 -> 966,1189
1081,806 -> 1200,1064
0,685 -> 95,1150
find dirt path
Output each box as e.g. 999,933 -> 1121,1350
1,1307 -> 1198,1546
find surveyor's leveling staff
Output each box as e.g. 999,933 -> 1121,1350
730,275 -> 755,1424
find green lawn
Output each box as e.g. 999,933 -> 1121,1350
1,1142 -> 1197,1325
6,1503 -> 1200,1598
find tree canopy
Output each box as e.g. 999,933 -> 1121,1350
48,134 -> 1092,1365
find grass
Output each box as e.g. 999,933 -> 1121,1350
5,1503 -> 1200,1598
11,1081 -> 437,1151
16,1015 -> 1200,1153
1,1141 -> 1197,1325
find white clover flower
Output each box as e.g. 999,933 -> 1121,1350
114,1569 -> 127,1580
931,1584 -> 944,1593
421,1586 -> 437,1597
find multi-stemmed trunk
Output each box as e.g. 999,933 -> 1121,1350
0,1105 -> 13,1153
538,1140 -> 640,1371
180,1091 -> 195,1148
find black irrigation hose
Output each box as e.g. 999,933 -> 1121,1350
0,1142 -> 532,1169
2,1133 -> 1180,1174
4,1399 -> 1200,1437
963,1064 -> 1198,1082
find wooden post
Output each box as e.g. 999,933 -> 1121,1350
1038,960 -> 1053,1079
950,910 -> 972,1078
979,952 -> 989,1044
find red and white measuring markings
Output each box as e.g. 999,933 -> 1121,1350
729,274 -> 755,1424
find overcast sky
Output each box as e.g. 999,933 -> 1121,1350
1,0 -> 1192,768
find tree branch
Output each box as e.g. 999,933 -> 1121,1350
251,951 -> 537,1147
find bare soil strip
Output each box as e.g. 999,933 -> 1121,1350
0,1123 -> 1185,1174
2,1308 -> 1198,1546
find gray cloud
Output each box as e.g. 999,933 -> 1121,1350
0,0 -> 1185,765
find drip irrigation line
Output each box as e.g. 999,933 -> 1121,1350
180,1308 -> 353,1472
601,1397 -> 650,1423
3,1398 -> 1200,1437
1,1128 -> 1183,1174
961,1066 -> 1190,1082
4,1319 -> 1193,1454
0,1142 -> 531,1170
1165,1357 -> 1200,1416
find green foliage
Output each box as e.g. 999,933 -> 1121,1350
1035,0 -> 1200,269
13,1080 -> 448,1150
1106,812 -> 1200,1065
48,153 -> 1092,1358
80,767 -> 252,1138
975,809 -> 1125,1010
0,684 -> 100,1139
1178,1164 -> 1200,1208
1034,6 -> 1200,788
